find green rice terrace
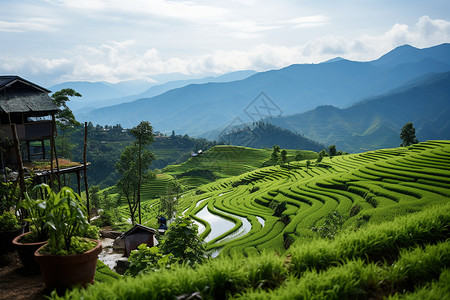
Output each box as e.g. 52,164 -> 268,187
59,140 -> 450,299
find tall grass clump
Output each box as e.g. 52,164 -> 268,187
288,204 -> 450,275
235,260 -> 383,300
50,252 -> 286,300
388,241 -> 450,291
387,269 -> 450,300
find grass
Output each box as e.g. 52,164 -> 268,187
50,203 -> 450,300
111,141 -> 450,257
77,141 -> 450,298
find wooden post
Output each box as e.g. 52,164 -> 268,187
49,115 -> 55,189
41,140 -> 45,160
77,170 -> 81,196
26,140 -> 31,162
83,122 -> 90,222
51,114 -> 60,190
0,150 -> 7,183
11,124 -> 25,198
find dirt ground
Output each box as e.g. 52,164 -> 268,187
0,251 -> 47,300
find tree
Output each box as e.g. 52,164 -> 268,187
158,178 -> 183,220
306,160 -> 311,170
159,193 -> 178,221
328,145 -> 337,157
294,151 -> 304,161
316,150 -> 326,164
115,121 -> 155,225
51,89 -> 82,159
159,216 -> 207,264
126,216 -> 207,276
271,145 -> 280,162
51,89 -> 81,128
88,185 -> 101,214
280,149 -> 287,165
400,122 -> 419,147
129,121 -> 155,224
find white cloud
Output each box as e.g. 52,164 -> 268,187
1,16 -> 450,85
47,0 -> 228,23
219,14 -> 329,40
284,15 -> 329,28
0,18 -> 58,32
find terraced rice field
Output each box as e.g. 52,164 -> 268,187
175,141 -> 450,255
126,141 -> 449,256
55,141 -> 450,300
163,145 -> 317,185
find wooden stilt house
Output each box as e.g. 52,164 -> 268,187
0,76 -> 87,194
0,76 -> 57,167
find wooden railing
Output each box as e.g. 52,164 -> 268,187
0,120 -> 53,141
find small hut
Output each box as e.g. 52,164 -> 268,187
122,224 -> 157,257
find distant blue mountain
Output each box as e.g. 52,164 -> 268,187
267,71 -> 450,153
372,43 -> 450,67
49,81 -> 130,112
58,70 -> 257,114
321,57 -> 345,64
77,43 -> 450,138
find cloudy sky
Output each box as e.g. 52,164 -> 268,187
1,0 -> 450,87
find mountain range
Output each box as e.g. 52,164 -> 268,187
52,70 -> 256,114
75,43 -> 450,142
267,71 -> 450,152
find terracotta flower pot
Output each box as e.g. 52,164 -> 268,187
34,239 -> 102,289
12,232 -> 47,271
0,223 -> 26,254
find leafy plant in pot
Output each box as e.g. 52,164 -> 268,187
0,210 -> 25,254
12,184 -> 52,270
0,181 -> 26,254
33,185 -> 102,290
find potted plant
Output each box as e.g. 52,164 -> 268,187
33,185 -> 102,290
0,180 -> 26,254
12,184 -> 51,270
0,210 -> 25,254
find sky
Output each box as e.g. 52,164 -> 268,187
1,0 -> 450,87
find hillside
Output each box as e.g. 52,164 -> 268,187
268,71 -> 450,153
218,122 -> 324,151
129,141 -> 450,255
54,140 -> 450,299
65,125 -> 216,188
78,43 -> 450,135
162,145 -> 318,189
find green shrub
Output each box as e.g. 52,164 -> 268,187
126,244 -> 180,277
0,210 -> 20,231
310,211 -> 344,240
159,216 -> 208,266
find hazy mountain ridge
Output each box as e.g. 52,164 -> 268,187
267,71 -> 450,152
55,70 -> 257,114
77,44 -> 450,136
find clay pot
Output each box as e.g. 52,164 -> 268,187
12,232 -> 47,271
0,223 -> 26,254
34,240 -> 102,289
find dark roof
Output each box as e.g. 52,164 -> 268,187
0,76 -> 51,93
122,224 -> 157,238
0,93 -> 58,114
0,76 -> 57,114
